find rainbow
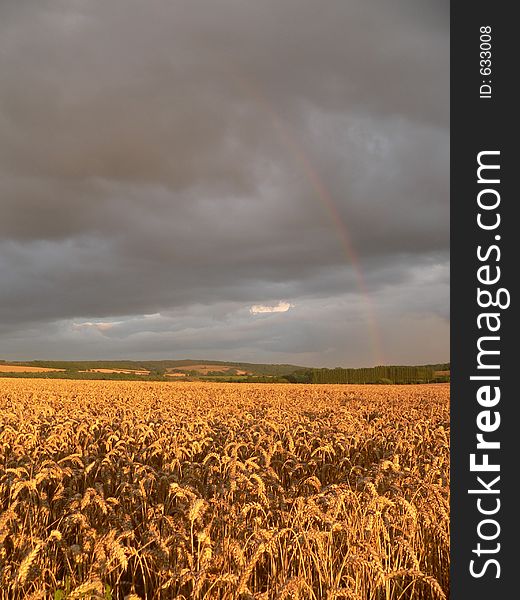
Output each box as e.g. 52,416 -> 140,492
236,76 -> 385,366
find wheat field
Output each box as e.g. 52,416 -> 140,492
0,379 -> 449,600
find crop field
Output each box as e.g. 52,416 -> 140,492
79,370 -> 151,376
0,379 -> 449,600
0,365 -> 65,373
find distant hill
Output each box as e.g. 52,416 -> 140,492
0,359 -> 306,379
0,359 -> 449,383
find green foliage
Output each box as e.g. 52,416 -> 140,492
284,369 -> 313,383
311,365 -> 436,384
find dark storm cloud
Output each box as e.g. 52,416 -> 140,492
0,0 -> 449,366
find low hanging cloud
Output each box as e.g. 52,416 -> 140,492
250,301 -> 295,315
72,322 -> 120,333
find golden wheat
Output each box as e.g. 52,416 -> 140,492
0,379 -> 449,599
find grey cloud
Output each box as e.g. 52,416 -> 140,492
0,0 -> 449,366
1,273 -> 448,366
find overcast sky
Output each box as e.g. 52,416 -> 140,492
0,0 -> 449,368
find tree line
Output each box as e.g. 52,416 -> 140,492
286,365 -> 440,384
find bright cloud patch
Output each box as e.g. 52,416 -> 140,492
250,301 -> 294,315
72,321 -> 119,332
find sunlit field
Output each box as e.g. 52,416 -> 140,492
0,379 -> 449,600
